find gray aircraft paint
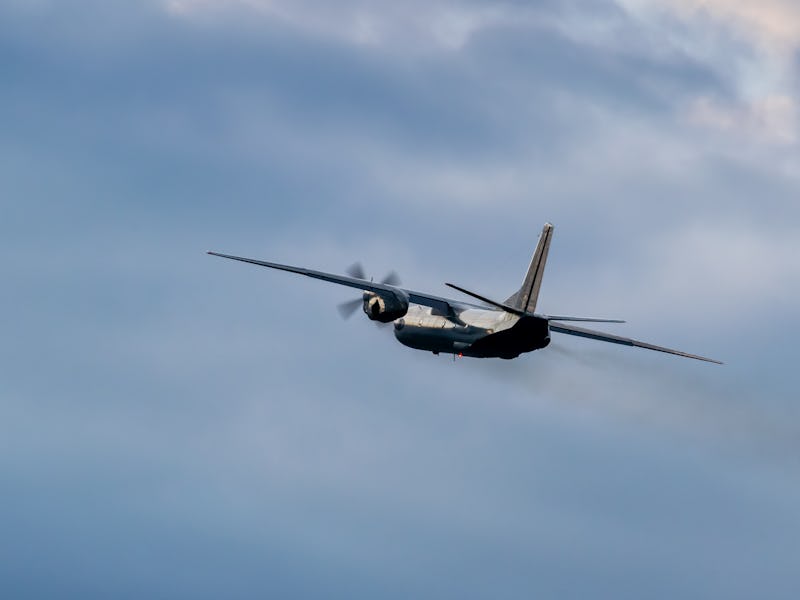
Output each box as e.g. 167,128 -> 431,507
209,223 -> 721,364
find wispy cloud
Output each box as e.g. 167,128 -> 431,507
659,0 -> 800,51
687,94 -> 797,143
3,1 -> 800,598
620,0 -> 800,143
163,0 -> 522,51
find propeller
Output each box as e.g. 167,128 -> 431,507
381,270 -> 401,286
346,262 -> 366,280
337,298 -> 362,319
337,262 -> 402,320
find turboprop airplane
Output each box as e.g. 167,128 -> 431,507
208,223 -> 721,364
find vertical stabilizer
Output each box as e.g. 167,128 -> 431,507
505,223 -> 553,313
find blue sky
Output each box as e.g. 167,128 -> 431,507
2,1 -> 800,598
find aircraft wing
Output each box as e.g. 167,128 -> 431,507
549,322 -> 722,364
207,252 -> 461,317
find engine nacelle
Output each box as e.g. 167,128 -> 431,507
362,290 -> 409,323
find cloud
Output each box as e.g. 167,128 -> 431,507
3,1 -> 800,598
162,0 -> 522,51
584,219 -> 800,326
158,0 -> 800,147
619,0 -> 800,144
659,0 -> 800,51
687,94 -> 797,143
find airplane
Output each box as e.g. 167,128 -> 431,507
208,223 -> 721,364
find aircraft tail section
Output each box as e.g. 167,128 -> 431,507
505,222 -> 553,313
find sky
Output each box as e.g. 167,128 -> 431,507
2,0 -> 800,597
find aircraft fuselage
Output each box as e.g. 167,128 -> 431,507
393,305 -> 551,359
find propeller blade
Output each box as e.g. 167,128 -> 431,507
337,298 -> 362,319
346,262 -> 366,280
381,270 -> 401,286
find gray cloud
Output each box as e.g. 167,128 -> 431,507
2,1 -> 800,598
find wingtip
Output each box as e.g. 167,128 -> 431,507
681,352 -> 724,365
691,353 -> 724,365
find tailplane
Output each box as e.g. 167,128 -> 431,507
506,222 -> 553,313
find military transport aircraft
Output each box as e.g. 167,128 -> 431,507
209,223 -> 721,364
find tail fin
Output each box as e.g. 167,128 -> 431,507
505,222 -> 553,313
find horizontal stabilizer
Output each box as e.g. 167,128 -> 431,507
445,283 -> 526,316
543,315 -> 625,323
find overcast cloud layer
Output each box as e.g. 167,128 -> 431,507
2,1 -> 799,598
